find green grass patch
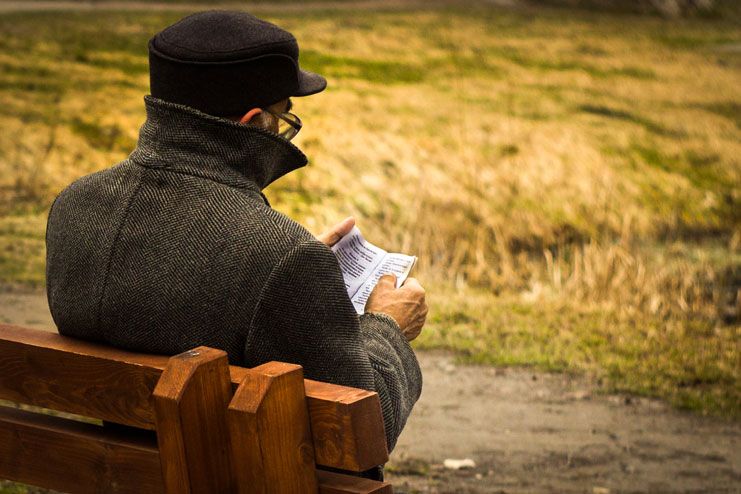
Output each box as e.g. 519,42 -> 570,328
491,47 -> 657,79
301,50 -> 424,84
627,141 -> 738,226
578,104 -> 683,137
77,51 -> 149,76
69,118 -> 136,153
654,32 -> 741,49
0,481 -> 37,494
417,285 -> 740,417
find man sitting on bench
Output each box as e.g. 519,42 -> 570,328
44,10 -> 426,473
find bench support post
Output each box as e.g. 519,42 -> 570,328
153,346 -> 236,494
228,361 -> 318,493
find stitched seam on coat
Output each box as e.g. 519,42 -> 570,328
244,237 -> 315,358
94,169 -> 145,334
246,236 -> 306,321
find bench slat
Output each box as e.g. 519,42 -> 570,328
0,330 -> 162,429
0,406 -> 164,494
0,324 -> 388,471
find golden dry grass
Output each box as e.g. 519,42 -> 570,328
0,4 -> 738,415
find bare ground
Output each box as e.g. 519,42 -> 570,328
1,290 -> 739,493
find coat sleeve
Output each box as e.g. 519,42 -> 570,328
244,238 -> 422,452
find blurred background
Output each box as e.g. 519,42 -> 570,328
0,0 -> 738,492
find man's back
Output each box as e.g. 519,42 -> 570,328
47,97 -> 311,363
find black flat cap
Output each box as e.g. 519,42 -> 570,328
149,10 -> 326,117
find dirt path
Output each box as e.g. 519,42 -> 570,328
392,353 -> 740,493
1,291 -> 739,493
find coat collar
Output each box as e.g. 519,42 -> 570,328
129,96 -> 308,193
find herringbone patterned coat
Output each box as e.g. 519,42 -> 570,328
45,96 -> 422,452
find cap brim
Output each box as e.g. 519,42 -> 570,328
294,69 -> 327,96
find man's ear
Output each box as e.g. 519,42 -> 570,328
239,108 -> 263,124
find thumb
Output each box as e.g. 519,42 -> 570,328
333,216 -> 355,238
317,216 -> 355,247
378,273 -> 397,287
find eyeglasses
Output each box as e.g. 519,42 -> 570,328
262,108 -> 302,141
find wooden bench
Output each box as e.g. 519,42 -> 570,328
0,324 -> 393,493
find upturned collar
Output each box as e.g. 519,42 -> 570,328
129,96 -> 308,192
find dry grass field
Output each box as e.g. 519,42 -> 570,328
0,1 -> 739,421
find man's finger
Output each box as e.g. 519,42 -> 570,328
377,273 -> 397,287
401,277 -> 424,292
317,216 -> 355,246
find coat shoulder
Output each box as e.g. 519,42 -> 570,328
46,160 -> 144,340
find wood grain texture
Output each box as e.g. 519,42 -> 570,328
228,361 -> 318,493
0,406 -> 164,494
0,324 -> 167,429
316,470 -> 393,494
153,347 -> 236,494
303,380 -> 389,471
232,366 -> 389,471
1,324 -> 389,471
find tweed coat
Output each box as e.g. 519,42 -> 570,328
45,96 -> 422,452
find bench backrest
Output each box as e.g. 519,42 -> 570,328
0,324 -> 392,493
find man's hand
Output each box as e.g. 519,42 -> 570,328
366,274 -> 428,341
316,216 -> 355,247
